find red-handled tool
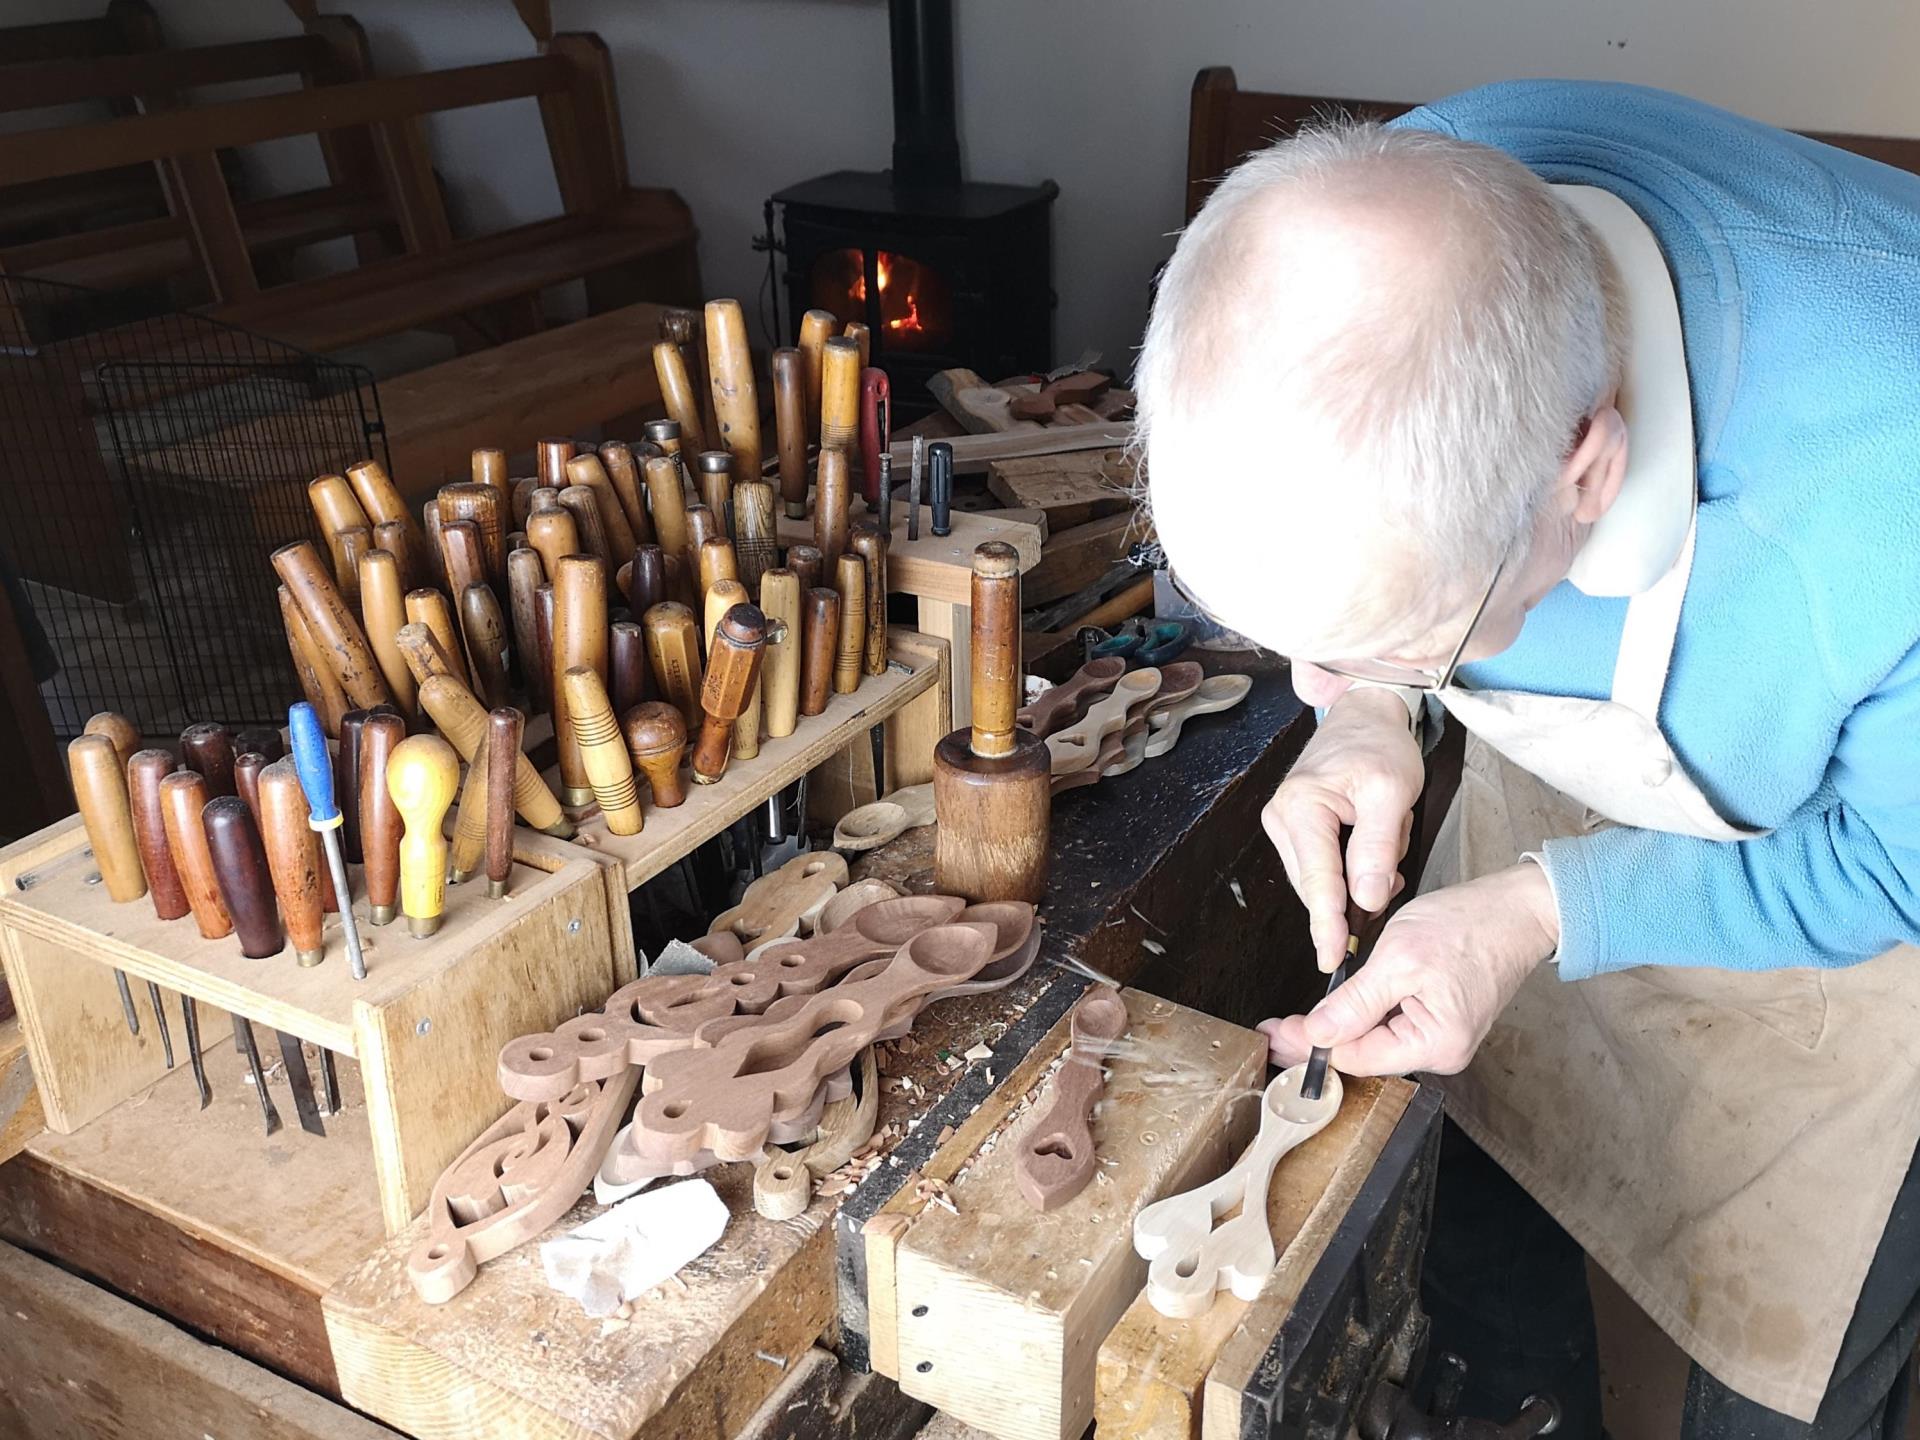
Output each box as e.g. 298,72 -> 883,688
859,367 -> 890,512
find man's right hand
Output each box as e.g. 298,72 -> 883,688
1264,684 -> 1424,971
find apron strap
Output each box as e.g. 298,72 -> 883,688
1610,516 -> 1696,724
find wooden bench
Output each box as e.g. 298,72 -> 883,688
1,12 -> 402,299
0,32 -> 699,350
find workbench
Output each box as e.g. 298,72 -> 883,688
0,653 -> 1444,1440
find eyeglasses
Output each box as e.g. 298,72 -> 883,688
1309,556 -> 1506,692
1166,556 -> 1506,694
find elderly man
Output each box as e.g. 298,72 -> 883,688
1138,82 -> 1920,1437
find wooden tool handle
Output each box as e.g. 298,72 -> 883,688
643,417 -> 682,461
814,446 -> 851,574
360,711 -> 406,924
345,458 -> 408,527
310,474 -> 372,575
388,734 -> 460,937
525,507 -> 581,589
771,347 -> 809,517
471,446 -> 509,502
272,541 -> 391,709
622,702 -> 688,808
732,480 -> 778,595
485,708 -> 523,895
67,734 -> 147,904
233,751 -> 267,826
450,729 -> 490,883
557,484 -> 612,567
859,367 -> 889,505
850,526 -> 889,677
404,587 -> 471,690
534,584 -> 555,711
843,319 -> 870,370
415,673 -> 572,837
705,298 -> 762,479
257,757 -> 324,962
82,711 -> 141,771
685,503 -> 721,567
797,309 -> 835,442
422,499 -> 448,590
358,548 -> 418,717
234,727 -> 285,763
202,796 -> 284,958
694,450 -> 734,538
126,748 -> 189,920
439,481 -> 507,586
642,453 -> 693,578
968,541 -> 1023,759
598,442 -> 653,545
799,587 -> 840,718
158,770 -> 231,939
179,722 -> 236,799
334,709 -> 370,864
566,454 -> 639,559
652,340 -> 708,455
833,552 -> 866,696
786,544 -> 823,598
278,583 -> 349,735
506,547 -> 547,709
563,666 -> 644,835
626,545 -> 666,620
758,569 -> 802,739
698,537 -> 740,604
642,601 -> 705,734
372,518 -> 425,593
550,552 -> 609,805
333,525 -> 371,605
394,620 -> 459,690
460,583 -> 511,709
821,335 -> 861,457
438,518 -> 488,612
610,619 -> 649,714
536,437 -> 576,491
692,604 -> 768,784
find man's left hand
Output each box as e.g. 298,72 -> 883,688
1258,864 -> 1561,1076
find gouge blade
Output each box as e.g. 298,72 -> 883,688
318,1048 -> 341,1117
114,969 -> 140,1035
181,997 -> 210,1109
232,1016 -> 281,1136
145,981 -> 174,1069
276,1031 -> 327,1137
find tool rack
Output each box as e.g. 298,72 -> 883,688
0,814 -> 619,1235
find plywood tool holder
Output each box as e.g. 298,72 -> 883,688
0,814 -> 621,1235
525,626 -> 950,893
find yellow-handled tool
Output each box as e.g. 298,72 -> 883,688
386,734 -> 460,938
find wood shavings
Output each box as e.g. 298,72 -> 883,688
963,1043 -> 993,1063
1140,938 -> 1166,956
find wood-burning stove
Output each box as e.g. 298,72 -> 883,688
769,0 -> 1057,417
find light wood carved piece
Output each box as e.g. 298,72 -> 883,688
1045,668 -> 1164,776
831,782 -> 936,852
1132,1064 -> 1343,1318
705,849 -> 848,950
753,1044 -> 881,1220
1014,987 -> 1131,1211
1144,674 -> 1253,758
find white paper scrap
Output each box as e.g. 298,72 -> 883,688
540,1179 -> 729,1316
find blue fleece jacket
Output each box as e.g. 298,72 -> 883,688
1391,82 -> 1920,981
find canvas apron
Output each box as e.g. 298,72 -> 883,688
1423,521 -> 1920,1421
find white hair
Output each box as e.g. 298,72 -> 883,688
1135,119 -> 1624,657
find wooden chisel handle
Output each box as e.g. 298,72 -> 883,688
821,336 -> 861,461
335,526 -> 371,607
786,544 -> 822,598
851,525 -> 889,676
706,298 -> 762,480
438,518 -> 489,613
485,708 -> 523,897
127,749 -> 189,920
699,537 -> 740,605
692,604 -> 767,784
653,341 -> 708,456
626,545 -> 666,620
814,446 -> 852,574
82,711 -> 141,771
800,587 -> 839,718
694,451 -> 734,539
360,711 -> 406,925
859,367 -> 890,508
233,751 -> 268,826
335,709 -> 370,865
450,728 -> 490,883
771,346 -> 809,518
272,541 -> 391,709
643,601 -> 704,734
610,620 -> 650,715
388,735 -> 460,938
536,437 -> 576,491
844,319 -> 870,370
564,666 -> 643,835
507,547 -> 547,708
460,583 -> 512,710
472,447 -> 510,507
968,541 -> 1023,759
358,548 -> 417,718
558,484 -> 612,567
758,569 -> 802,740
68,734 -> 147,904
733,481 -> 778,596
310,473 -> 372,578
257,758 -> 325,963
415,674 -> 572,837
372,518 -> 426,594
438,481 -> 507,586
404,588 -> 470,690
643,454 -> 693,584
622,702 -> 687,808
346,459 -> 409,528
834,552 -> 866,695
179,722 -> 236,799
598,442 -> 652,545
202,796 -> 284,959
525,507 -> 580,590
159,770 -> 231,939
797,309 -> 835,442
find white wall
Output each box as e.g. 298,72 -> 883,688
12,0 -> 1920,367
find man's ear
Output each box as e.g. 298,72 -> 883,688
1560,404 -> 1629,524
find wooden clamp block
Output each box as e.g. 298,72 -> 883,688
879,989 -> 1263,1440
1095,1075 -> 1416,1440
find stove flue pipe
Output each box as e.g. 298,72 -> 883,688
890,0 -> 962,190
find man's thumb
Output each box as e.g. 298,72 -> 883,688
1303,972 -> 1393,1048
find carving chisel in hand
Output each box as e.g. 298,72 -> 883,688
1301,837 -> 1385,1102
289,702 -> 367,979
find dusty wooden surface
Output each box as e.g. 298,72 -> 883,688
0,1239 -> 402,1440
0,1017 -> 43,1168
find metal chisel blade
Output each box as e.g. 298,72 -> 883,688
114,969 -> 140,1035
145,982 -> 174,1069
276,1031 -> 327,1137
318,1048 -> 341,1116
181,997 -> 210,1109
231,1016 -> 281,1136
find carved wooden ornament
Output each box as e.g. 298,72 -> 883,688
1014,987 -> 1130,1210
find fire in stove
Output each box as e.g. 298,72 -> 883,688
811,247 -> 950,350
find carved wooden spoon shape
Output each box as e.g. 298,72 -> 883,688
1051,724 -> 1129,795
711,893 -> 968,1006
1015,987 -> 1130,1210
1133,1063 -> 1342,1318
497,972 -> 735,1101
1046,668 -> 1164,775
1145,673 -> 1252,758
831,783 -> 936,852
1017,656 -> 1127,739
706,849 -> 849,946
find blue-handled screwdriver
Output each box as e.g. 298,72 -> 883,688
289,702 -> 367,980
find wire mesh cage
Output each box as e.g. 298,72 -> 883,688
1,275 -> 387,740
